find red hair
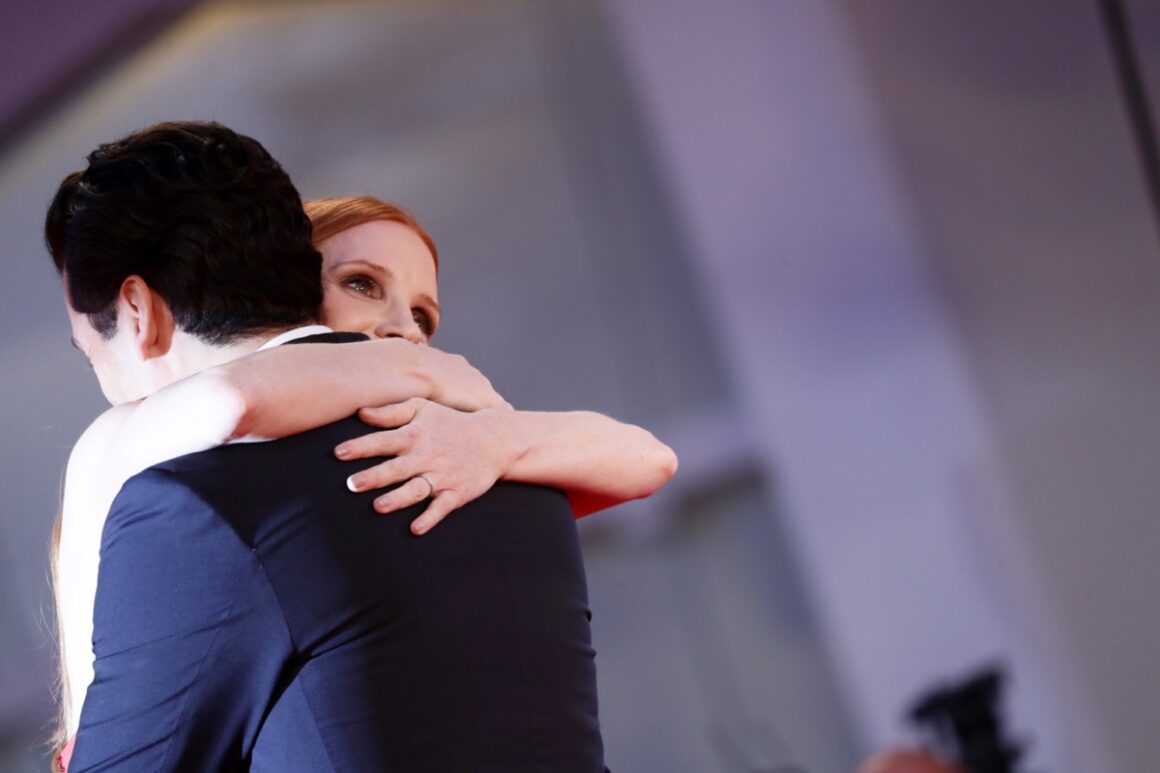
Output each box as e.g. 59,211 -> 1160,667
305,196 -> 438,272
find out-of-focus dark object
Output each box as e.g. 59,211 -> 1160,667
909,666 -> 1024,773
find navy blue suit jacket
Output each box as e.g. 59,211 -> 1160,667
70,413 -> 605,771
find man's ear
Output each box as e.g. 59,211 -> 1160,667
117,276 -> 175,360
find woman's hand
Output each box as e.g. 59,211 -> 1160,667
338,399 -> 678,528
409,345 -> 511,413
336,398 -> 520,535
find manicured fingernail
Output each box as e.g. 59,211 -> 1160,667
335,445 -> 351,459
411,520 -> 428,535
347,474 -> 365,492
374,496 -> 392,513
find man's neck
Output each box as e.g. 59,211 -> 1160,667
135,324 -> 330,401
161,333 -> 273,385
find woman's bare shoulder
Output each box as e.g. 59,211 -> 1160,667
66,403 -> 140,473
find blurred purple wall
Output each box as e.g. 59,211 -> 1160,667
2,1 -> 1159,770
0,0 -> 198,145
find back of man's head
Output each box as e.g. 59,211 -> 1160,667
45,121 -> 322,345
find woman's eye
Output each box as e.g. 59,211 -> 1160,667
413,309 -> 434,337
343,275 -> 378,297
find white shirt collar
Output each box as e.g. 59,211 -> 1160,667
258,324 -> 334,351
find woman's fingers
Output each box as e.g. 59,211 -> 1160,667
335,427 -> 414,462
346,457 -> 414,494
367,473 -> 468,535
372,474 -> 437,515
336,399 -> 427,460
358,398 -> 424,429
341,401 -> 502,530
410,491 -> 463,535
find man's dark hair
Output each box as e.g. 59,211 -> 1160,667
45,121 -> 322,344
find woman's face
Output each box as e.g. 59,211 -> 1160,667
318,219 -> 440,343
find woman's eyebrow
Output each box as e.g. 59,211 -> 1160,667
328,258 -> 390,278
417,294 -> 441,315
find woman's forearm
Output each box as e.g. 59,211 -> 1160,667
213,338 -> 505,442
494,410 -> 678,517
218,340 -> 433,441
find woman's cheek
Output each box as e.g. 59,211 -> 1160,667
319,296 -> 364,334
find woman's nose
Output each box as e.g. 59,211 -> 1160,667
372,312 -> 425,344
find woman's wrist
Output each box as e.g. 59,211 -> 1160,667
478,407 -> 532,478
